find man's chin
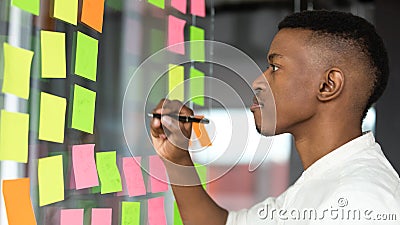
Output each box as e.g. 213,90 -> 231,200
255,126 -> 275,137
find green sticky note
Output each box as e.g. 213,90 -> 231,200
190,68 -> 205,106
53,0 -> 78,25
38,155 -> 64,206
147,0 -> 164,9
39,92 -> 66,143
40,31 -> 66,78
190,26 -> 205,62
74,32 -> 98,81
168,64 -> 184,101
174,201 -> 183,225
11,0 -> 40,15
96,151 -> 122,194
194,163 -> 207,189
121,201 -> 140,225
71,84 -> 96,134
0,110 -> 29,163
2,43 -> 34,99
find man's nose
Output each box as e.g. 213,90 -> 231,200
252,73 -> 267,90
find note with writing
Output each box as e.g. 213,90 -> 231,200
168,64 -> 184,102
72,144 -> 99,189
0,110 -> 29,163
60,209 -> 84,225
38,92 -> 66,143
91,208 -> 112,225
2,42 -> 33,99
148,155 -> 168,193
38,155 -> 64,206
40,30 -> 66,78
2,178 -> 37,225
148,197 -> 167,225
53,0 -> 78,25
121,202 -> 140,225
96,151 -> 122,194
74,32 -> 99,81
71,84 -> 96,134
81,0 -> 105,33
168,16 -> 186,55
122,157 -> 146,197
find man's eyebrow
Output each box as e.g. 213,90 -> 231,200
268,53 -> 284,62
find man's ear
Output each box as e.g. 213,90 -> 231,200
317,68 -> 344,102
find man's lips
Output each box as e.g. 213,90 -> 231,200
251,96 -> 263,111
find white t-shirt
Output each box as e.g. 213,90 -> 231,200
225,132 -> 400,225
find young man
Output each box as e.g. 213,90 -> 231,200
150,11 -> 400,224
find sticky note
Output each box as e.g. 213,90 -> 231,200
171,0 -> 186,14
40,31 -> 66,78
81,0 -> 105,33
74,32 -> 99,81
38,92 -> 66,143
168,16 -> 186,55
96,151 -> 122,194
193,120 -> 212,147
191,0 -> 205,17
2,42 -> 33,99
148,155 -> 168,193
53,0 -> 78,25
60,209 -> 84,225
2,178 -> 37,225
168,64 -> 184,101
0,110 -> 29,163
190,67 -> 204,106
72,144 -> 99,189
190,26 -> 205,62
121,202 -> 140,225
194,163 -> 207,189
71,84 -> 96,134
38,155 -> 64,206
148,197 -> 167,225
174,201 -> 183,225
91,208 -> 112,225
122,157 -> 146,197
11,0 -> 40,15
147,0 -> 164,9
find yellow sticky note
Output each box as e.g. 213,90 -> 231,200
2,43 -> 34,99
0,110 -> 29,163
168,64 -> 184,101
38,155 -> 64,206
53,0 -> 78,25
190,68 -> 205,106
38,92 -> 66,143
40,31 -> 66,78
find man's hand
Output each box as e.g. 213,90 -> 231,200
150,99 -> 194,165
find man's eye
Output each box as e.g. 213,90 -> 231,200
271,64 -> 279,72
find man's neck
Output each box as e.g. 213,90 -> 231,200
291,116 -> 363,170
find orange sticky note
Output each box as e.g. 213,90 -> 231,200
81,0 -> 105,33
2,178 -> 37,225
192,117 -> 212,147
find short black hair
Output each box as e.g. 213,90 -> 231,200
278,10 -> 389,120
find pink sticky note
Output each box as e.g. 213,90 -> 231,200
148,197 -> 167,225
171,0 -> 186,14
148,155 -> 168,193
191,0 -> 205,17
72,144 -> 99,189
168,16 -> 186,55
122,157 -> 146,197
60,209 -> 84,225
91,208 -> 112,225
